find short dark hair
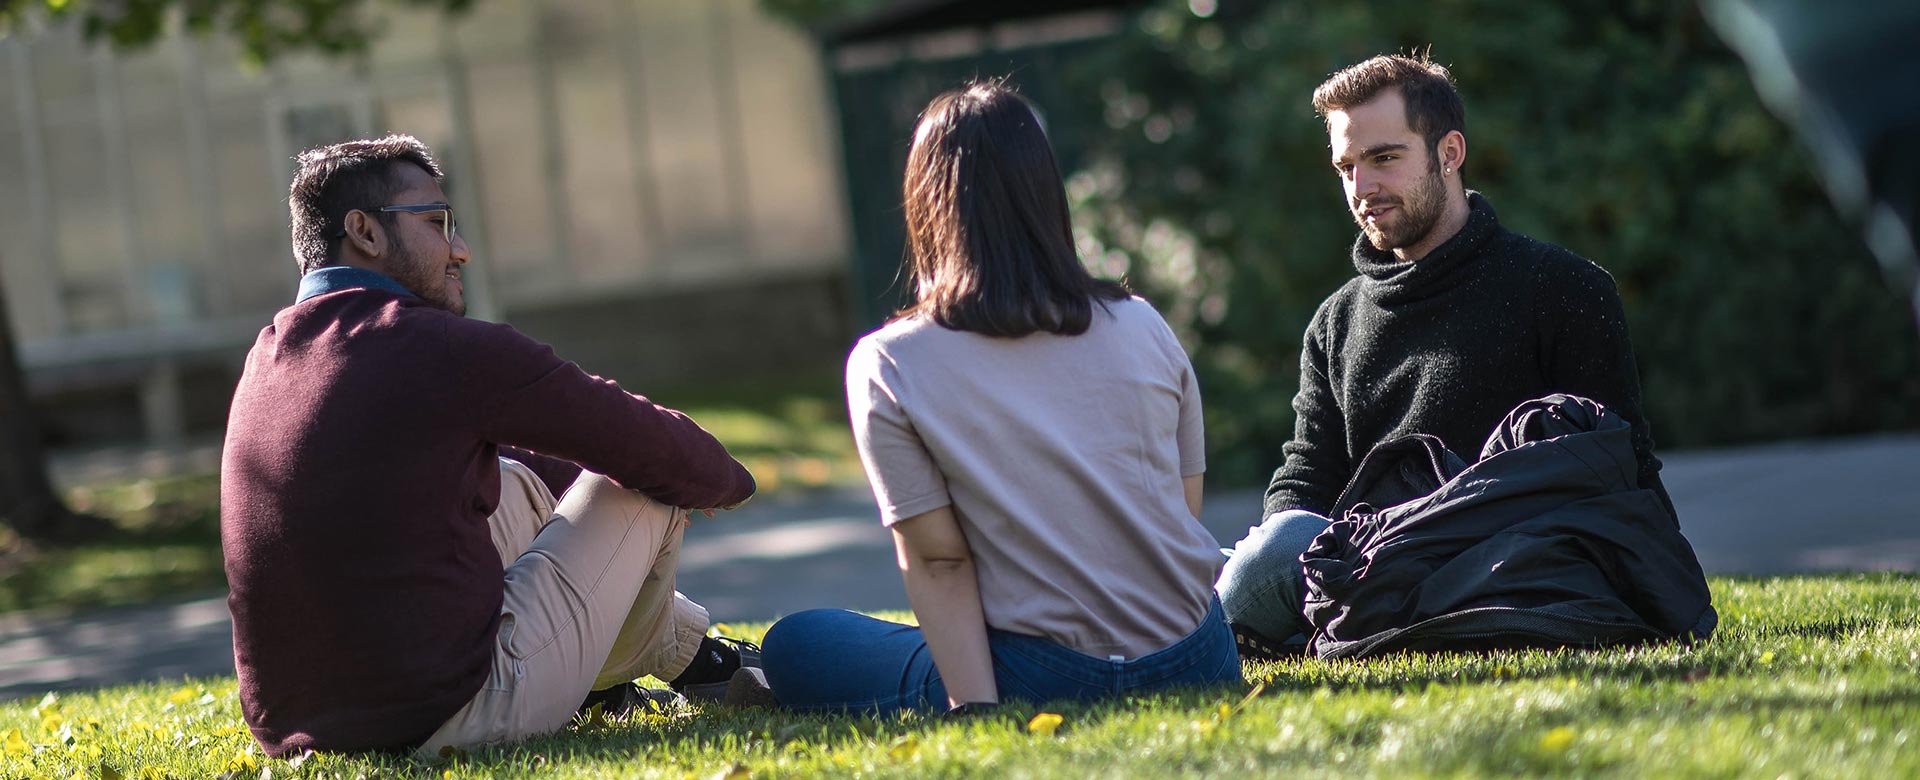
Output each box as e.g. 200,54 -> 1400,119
899,80 -> 1127,337
288,134 -> 443,274
1312,53 -> 1466,155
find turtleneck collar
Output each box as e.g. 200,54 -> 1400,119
1352,191 -> 1502,305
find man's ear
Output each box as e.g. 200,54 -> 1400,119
341,209 -> 386,260
1439,130 -> 1467,176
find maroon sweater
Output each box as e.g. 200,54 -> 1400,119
221,283 -> 753,756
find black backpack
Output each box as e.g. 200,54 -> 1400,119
1301,395 -> 1718,658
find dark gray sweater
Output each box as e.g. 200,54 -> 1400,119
1263,193 -> 1673,518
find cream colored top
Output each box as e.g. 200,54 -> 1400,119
846,296 -> 1221,658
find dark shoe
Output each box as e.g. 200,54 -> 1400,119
718,667 -> 778,709
1232,622 -> 1307,661
718,635 -> 763,669
577,682 -> 685,720
672,636 -> 763,701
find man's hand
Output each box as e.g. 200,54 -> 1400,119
696,495 -> 752,518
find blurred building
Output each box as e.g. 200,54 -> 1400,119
0,0 -> 852,448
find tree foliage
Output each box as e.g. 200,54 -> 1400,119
1058,0 -> 1920,485
0,0 -> 473,63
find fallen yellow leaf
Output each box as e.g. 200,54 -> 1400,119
227,750 -> 260,772
888,736 -> 919,761
3,727 -> 29,754
168,687 -> 197,705
1028,712 -> 1064,737
1539,726 -> 1576,752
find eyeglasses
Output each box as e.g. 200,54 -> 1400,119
332,203 -> 459,245
378,203 -> 459,245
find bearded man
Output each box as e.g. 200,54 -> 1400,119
222,135 -> 765,758
1214,54 -> 1676,658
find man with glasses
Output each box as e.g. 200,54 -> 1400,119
221,134 -> 767,758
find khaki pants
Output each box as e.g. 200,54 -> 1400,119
416,458 -> 709,755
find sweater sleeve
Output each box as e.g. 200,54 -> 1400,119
1540,257 -> 1678,519
452,319 -> 754,510
1263,309 -> 1349,518
498,446 -> 584,498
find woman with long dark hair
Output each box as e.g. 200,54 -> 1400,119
759,81 -> 1240,714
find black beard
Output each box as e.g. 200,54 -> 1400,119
1356,161 -> 1446,253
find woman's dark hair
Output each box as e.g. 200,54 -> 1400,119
898,80 -> 1128,337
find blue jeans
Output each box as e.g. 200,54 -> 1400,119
760,599 -> 1242,714
1215,509 -> 1332,645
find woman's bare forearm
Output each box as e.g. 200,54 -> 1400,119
892,507 -> 998,707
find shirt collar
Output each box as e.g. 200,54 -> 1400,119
296,266 -> 417,304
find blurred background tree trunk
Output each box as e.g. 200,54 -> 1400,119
0,267 -> 88,541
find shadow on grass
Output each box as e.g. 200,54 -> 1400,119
1733,615 -> 1920,640
1244,614 -> 1918,694
0,473 -> 224,615
394,675 -> 1920,778
413,680 -> 1260,774
0,548 -> 226,615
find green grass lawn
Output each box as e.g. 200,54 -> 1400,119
650,372 -> 863,494
3,574 -> 1915,779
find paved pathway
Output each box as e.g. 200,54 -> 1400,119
3,433 -> 1916,701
